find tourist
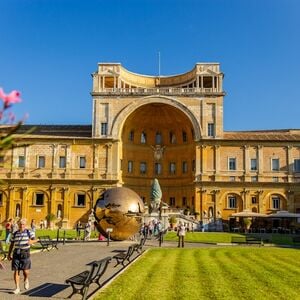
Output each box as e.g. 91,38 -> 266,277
177,221 -> 186,248
76,221 -> 82,240
84,221 -> 91,241
7,218 -> 37,294
30,219 -> 36,234
5,218 -> 13,244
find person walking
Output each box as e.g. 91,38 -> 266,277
7,218 -> 37,294
177,221 -> 186,248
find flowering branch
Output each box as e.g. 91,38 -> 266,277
0,87 -> 26,152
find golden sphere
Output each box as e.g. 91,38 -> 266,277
94,187 -> 145,241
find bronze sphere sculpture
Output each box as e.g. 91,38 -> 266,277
94,187 -> 145,241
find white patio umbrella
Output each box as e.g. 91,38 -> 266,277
231,210 -> 267,218
266,211 -> 300,218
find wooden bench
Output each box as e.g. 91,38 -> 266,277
113,245 -> 135,267
38,236 -> 59,251
0,241 -> 8,260
231,236 -> 262,245
133,238 -> 146,253
88,256 -> 111,287
292,236 -> 300,244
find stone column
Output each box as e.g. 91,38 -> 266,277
66,145 -> 71,177
201,145 -> 206,176
214,145 -> 220,178
258,145 -> 263,176
199,188 -> 206,223
105,143 -> 112,178
287,190 -> 294,212
62,187 -> 70,225
93,144 -> 99,179
241,189 -> 250,210
91,187 -> 98,210
49,186 -> 56,216
244,145 -> 249,175
257,190 -> 264,213
8,186 -> 15,218
21,187 -> 28,219
287,146 -> 293,182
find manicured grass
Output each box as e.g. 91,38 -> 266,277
164,231 -> 298,245
95,247 -> 300,300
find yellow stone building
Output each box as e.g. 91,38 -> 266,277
1,62 -> 300,229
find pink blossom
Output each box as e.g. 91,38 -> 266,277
0,87 -> 22,107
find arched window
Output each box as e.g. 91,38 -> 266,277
169,132 -> 176,144
141,131 -> 147,144
155,132 -> 162,145
129,130 -> 134,141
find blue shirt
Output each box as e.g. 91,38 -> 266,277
10,229 -> 35,250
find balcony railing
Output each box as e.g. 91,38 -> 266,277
92,87 -> 224,96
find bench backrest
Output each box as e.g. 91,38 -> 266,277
92,256 -> 111,280
125,245 -> 135,259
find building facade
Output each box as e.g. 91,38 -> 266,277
1,62 -> 300,228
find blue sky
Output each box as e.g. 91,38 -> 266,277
0,0 -> 299,131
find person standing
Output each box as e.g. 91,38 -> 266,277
5,218 -> 13,244
177,221 -> 186,248
7,218 -> 37,294
84,221 -> 91,241
30,219 -> 36,234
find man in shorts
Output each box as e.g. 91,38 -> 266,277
7,218 -> 37,294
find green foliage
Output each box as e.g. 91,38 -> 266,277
45,213 -> 56,222
168,216 -> 177,224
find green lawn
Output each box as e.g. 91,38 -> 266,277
164,231 -> 298,245
95,247 -> 300,300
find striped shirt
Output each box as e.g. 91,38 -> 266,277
10,229 -> 35,250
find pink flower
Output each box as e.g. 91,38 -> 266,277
0,87 -> 22,107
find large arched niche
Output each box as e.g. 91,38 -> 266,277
119,98 -> 198,209
111,96 -> 202,140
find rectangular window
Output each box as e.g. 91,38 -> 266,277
155,163 -> 162,175
250,158 -> 257,171
228,158 -> 236,170
251,196 -> 257,204
101,122 -> 108,135
59,156 -> 66,168
18,156 -> 25,168
76,194 -> 85,206
35,193 -> 44,206
38,156 -> 45,168
79,156 -> 86,168
228,196 -> 236,208
294,159 -> 300,172
141,132 -> 147,144
128,161 -> 133,173
272,158 -> 279,171
0,156 -> 4,168
182,161 -> 188,173
182,131 -> 187,143
182,197 -> 187,206
208,123 -> 215,137
129,130 -> 134,141
140,162 -> 147,174
169,197 -> 175,206
272,196 -> 280,209
169,162 -> 176,174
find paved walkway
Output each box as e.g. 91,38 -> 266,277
0,238 -> 216,300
